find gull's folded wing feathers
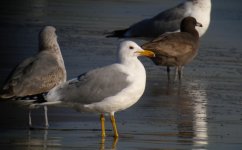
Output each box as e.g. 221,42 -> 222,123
47,64 -> 130,104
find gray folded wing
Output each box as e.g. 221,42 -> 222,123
47,64 -> 130,104
127,3 -> 187,37
1,51 -> 65,98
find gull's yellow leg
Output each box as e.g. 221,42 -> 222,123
112,136 -> 119,149
99,137 -> 105,150
110,114 -> 119,137
100,114 -> 106,137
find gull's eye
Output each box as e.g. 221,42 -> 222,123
129,46 -> 134,49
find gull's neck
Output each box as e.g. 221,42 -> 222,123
118,55 -> 145,74
189,0 -> 211,8
120,56 -> 139,66
39,37 -> 66,82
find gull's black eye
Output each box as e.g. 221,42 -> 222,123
129,46 -> 134,49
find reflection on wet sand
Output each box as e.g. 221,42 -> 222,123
25,130 -> 61,149
27,130 -> 49,149
180,80 -> 208,148
158,79 -> 208,148
10,129 -> 119,150
100,137 -> 118,150
144,78 -> 208,148
188,81 -> 208,147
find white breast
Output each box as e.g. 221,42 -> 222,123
186,0 -> 211,37
84,59 -> 146,114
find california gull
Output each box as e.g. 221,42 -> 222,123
106,0 -> 211,39
0,26 -> 66,128
36,41 -> 155,137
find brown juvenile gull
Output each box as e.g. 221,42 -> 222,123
0,26 -> 66,128
34,41 -> 155,137
106,0 -> 211,39
141,17 -> 202,81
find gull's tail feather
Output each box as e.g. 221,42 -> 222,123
106,29 -> 129,38
0,91 -> 14,99
12,93 -> 61,108
13,93 -> 47,103
0,93 -> 48,108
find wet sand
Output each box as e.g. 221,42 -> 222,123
0,0 -> 242,149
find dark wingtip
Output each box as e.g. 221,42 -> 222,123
0,90 -> 14,99
106,33 -> 116,38
105,29 -> 129,38
15,93 -> 48,103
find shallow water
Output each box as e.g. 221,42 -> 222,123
0,0 -> 242,149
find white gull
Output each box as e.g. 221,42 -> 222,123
107,0 -> 211,39
38,41 -> 155,137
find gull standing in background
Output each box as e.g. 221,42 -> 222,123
36,41 -> 155,137
106,0 -> 211,39
142,17 -> 202,81
0,26 -> 66,128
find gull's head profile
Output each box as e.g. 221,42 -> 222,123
118,41 -> 155,63
39,26 -> 58,50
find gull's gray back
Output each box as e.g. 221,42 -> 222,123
128,2 -> 187,37
1,51 -> 66,97
47,64 -> 130,104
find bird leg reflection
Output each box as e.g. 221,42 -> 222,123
174,67 -> 178,81
28,109 -> 32,128
178,66 -> 183,82
110,114 -> 119,138
99,136 -> 118,150
100,137 -> 105,150
44,106 -> 49,128
100,113 -> 106,137
112,137 -> 118,149
174,66 -> 184,82
167,66 -> 171,81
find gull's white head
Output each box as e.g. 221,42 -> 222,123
118,41 -> 155,63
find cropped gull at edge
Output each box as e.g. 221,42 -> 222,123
0,26 -> 66,128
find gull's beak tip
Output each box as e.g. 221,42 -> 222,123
197,22 -> 203,27
137,50 -> 155,58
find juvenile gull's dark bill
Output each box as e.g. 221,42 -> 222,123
142,17 -> 202,82
36,41 -> 155,137
106,0 -> 211,39
0,26 -> 66,128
